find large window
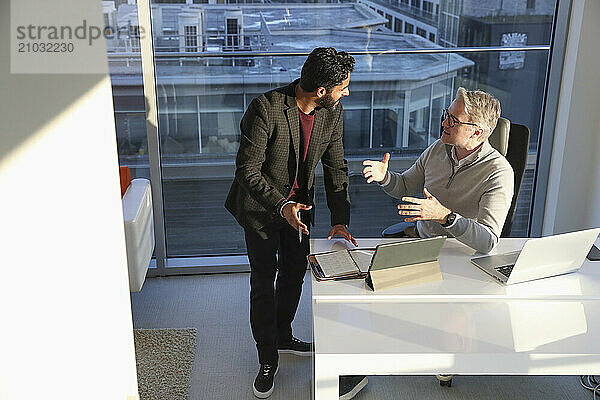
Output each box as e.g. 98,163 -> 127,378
105,0 -> 559,270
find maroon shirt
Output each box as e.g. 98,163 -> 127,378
288,109 -> 315,198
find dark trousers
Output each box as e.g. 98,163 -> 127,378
244,216 -> 310,365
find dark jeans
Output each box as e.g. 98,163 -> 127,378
244,214 -> 310,365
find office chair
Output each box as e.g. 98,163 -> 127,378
488,116 -> 510,158
500,123 -> 530,238
381,117 -> 511,238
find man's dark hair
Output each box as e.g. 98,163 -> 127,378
299,47 -> 355,92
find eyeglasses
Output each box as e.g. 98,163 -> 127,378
441,108 -> 479,128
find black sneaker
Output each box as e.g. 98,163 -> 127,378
253,363 -> 278,399
339,375 -> 368,400
277,336 -> 313,356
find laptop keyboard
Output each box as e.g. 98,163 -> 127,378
495,264 -> 515,278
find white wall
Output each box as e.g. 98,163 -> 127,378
543,0 -> 600,235
0,1 -> 138,399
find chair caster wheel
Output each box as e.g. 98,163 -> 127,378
439,379 -> 452,387
436,374 -> 453,387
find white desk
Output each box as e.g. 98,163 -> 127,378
310,238 -> 600,400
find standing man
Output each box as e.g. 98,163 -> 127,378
225,47 -> 358,398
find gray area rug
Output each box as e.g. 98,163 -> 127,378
133,328 -> 197,400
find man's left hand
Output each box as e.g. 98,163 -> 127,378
327,224 -> 358,247
398,188 -> 451,224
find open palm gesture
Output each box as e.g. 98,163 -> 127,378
362,153 -> 390,183
398,188 -> 451,223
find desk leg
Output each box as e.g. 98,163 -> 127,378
314,355 -> 339,400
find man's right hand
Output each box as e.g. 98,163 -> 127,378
362,153 -> 390,183
282,202 -> 312,234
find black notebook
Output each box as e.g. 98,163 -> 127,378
308,248 -> 375,281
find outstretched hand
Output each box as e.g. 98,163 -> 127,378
362,153 -> 390,184
282,202 -> 312,234
327,224 -> 358,247
398,188 -> 451,223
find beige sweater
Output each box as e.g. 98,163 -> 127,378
381,139 -> 514,253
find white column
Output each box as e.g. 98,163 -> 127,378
543,0 -> 600,234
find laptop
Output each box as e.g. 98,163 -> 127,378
470,228 -> 600,285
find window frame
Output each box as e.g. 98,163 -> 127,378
129,0 -> 571,274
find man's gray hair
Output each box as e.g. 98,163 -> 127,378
456,87 -> 501,137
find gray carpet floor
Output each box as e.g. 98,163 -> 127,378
130,272 -> 592,400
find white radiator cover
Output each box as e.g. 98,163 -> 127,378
122,178 -> 154,292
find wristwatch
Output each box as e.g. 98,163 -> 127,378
441,212 -> 456,227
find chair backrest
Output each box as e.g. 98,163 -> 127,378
500,123 -> 530,237
488,117 -> 510,157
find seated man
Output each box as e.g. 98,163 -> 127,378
363,87 -> 513,253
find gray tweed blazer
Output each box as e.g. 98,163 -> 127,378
225,79 -> 350,232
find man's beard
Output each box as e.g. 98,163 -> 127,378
315,93 -> 338,109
